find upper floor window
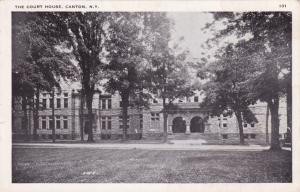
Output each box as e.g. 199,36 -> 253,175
101,97 -> 112,109
244,123 -> 248,128
250,123 -> 255,128
194,96 -> 199,102
153,99 -> 158,104
64,93 -> 68,97
56,98 -> 61,109
49,98 -> 54,109
42,99 -> 47,109
107,99 -> 112,109
151,113 -> 160,121
64,98 -> 68,108
102,99 -> 106,109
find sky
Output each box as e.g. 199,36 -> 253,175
167,12 -> 215,60
166,12 -> 252,84
167,12 -> 221,84
167,12 -> 247,62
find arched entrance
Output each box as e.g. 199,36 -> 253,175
172,117 -> 186,133
190,116 -> 205,133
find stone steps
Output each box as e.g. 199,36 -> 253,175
168,133 -> 220,140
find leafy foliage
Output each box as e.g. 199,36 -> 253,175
201,12 -> 291,148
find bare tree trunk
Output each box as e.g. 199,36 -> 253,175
51,89 -> 56,143
162,97 -> 168,143
80,90 -> 85,141
235,110 -> 245,145
33,89 -> 39,140
86,91 -> 94,142
269,98 -> 281,150
266,103 -> 270,144
12,96 -> 15,133
22,96 -> 29,141
286,80 -> 292,130
121,93 -> 129,141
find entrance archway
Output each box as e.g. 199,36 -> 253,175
190,116 -> 205,133
172,117 -> 186,133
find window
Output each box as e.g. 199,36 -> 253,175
119,115 -> 129,129
56,116 -> 61,129
194,96 -> 199,102
63,116 -> 68,129
151,113 -> 160,121
42,93 -> 47,97
102,116 -> 112,130
101,117 -> 106,130
251,123 -> 255,128
222,134 -> 228,139
108,99 -> 112,109
107,117 -> 112,130
64,93 -> 68,97
244,134 -> 249,139
42,99 -> 47,109
140,114 -> 143,129
153,99 -> 158,104
250,134 -> 256,139
56,98 -> 61,108
41,117 -> 47,129
49,117 -> 54,130
178,99 -> 183,103
119,101 -> 122,107
102,99 -> 106,109
64,98 -> 68,108
244,123 -> 248,128
151,113 -> 160,129
49,98 -> 53,108
222,123 -> 227,128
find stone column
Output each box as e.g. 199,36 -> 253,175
168,125 -> 173,134
186,124 -> 191,134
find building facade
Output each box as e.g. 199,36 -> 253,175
12,82 -> 288,144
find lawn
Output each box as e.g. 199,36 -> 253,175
12,147 -> 292,183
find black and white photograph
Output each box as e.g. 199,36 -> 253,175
0,0 -> 299,190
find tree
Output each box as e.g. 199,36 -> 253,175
197,43 -> 258,144
143,13 -> 194,142
41,12 -> 111,142
104,13 -> 151,140
203,12 -> 292,149
12,12 -> 76,141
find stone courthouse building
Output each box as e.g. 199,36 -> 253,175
12,81 -> 288,144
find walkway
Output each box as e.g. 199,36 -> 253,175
12,141 -> 276,151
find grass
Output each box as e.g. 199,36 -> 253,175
12,147 -> 292,183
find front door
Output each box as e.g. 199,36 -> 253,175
172,117 -> 186,133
